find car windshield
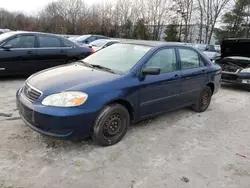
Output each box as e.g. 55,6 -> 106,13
90,40 -> 107,47
194,44 -> 207,51
75,35 -> 91,42
0,32 -> 15,43
83,43 -> 151,73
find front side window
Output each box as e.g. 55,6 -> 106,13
145,48 -> 177,74
179,48 -> 202,69
5,35 -> 35,48
38,36 -> 61,48
83,43 -> 151,73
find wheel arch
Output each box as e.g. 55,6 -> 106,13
206,82 -> 215,94
106,99 -> 135,122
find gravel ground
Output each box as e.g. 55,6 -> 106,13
0,78 -> 250,188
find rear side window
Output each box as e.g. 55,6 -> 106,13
86,36 -> 96,43
62,39 -> 73,47
38,36 -> 61,48
179,48 -> 204,69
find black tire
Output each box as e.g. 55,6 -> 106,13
192,86 -> 212,112
245,86 -> 250,92
92,104 -> 130,146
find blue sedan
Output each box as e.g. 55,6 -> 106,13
16,41 -> 221,146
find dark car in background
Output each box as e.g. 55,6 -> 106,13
17,41 -> 221,146
215,38 -> 250,90
0,31 -> 93,76
70,34 -> 109,45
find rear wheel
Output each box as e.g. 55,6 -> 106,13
92,104 -> 130,146
192,86 -> 212,112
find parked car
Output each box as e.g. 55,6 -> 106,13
89,39 -> 120,52
0,31 -> 93,76
16,41 -> 221,146
214,45 -> 221,53
215,38 -> 250,90
70,34 -> 109,45
194,44 -> 220,61
0,29 -> 10,35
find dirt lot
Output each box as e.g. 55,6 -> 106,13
0,78 -> 250,188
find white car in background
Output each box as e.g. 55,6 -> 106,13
89,39 -> 120,52
194,44 -> 221,61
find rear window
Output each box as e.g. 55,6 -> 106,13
90,40 -> 107,47
38,36 -> 61,48
83,43 -> 151,73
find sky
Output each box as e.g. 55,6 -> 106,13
0,0 -> 103,14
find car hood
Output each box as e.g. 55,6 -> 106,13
27,63 -> 120,95
221,39 -> 250,58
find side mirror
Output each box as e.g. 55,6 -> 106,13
142,66 -> 161,76
1,43 -> 13,50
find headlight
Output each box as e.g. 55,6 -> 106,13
241,68 -> 250,73
42,91 -> 88,107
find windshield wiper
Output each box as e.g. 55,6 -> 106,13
90,64 -> 117,74
77,60 -> 94,68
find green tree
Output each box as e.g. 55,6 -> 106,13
133,19 -> 150,40
215,0 -> 250,42
164,24 -> 179,42
121,19 -> 133,38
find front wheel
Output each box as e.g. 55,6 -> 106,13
192,86 -> 212,112
92,104 -> 130,146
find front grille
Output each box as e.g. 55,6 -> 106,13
222,73 -> 238,81
23,83 -> 42,102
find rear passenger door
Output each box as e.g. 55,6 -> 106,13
178,48 -> 208,105
36,35 -> 68,71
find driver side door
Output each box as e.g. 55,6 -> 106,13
139,48 -> 182,118
0,34 -> 37,75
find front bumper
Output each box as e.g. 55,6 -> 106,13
16,88 -> 100,140
221,72 -> 250,85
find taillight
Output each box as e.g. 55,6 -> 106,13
90,48 -> 95,54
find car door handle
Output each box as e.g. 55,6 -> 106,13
60,50 -> 66,53
27,51 -> 34,55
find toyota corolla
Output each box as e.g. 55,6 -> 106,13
16,41 -> 221,146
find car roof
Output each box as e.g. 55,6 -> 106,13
93,39 -> 119,43
6,31 -> 61,37
120,39 -> 186,47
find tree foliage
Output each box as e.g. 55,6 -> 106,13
0,0 -> 232,43
215,0 -> 250,42
164,24 -> 179,42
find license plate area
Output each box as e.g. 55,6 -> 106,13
242,80 -> 250,84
